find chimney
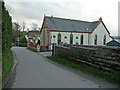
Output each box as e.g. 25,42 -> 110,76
51,15 -> 53,18
51,15 -> 53,20
99,17 -> 102,22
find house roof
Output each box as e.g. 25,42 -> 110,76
107,40 -> 120,47
26,30 -> 40,35
107,40 -> 120,44
45,16 -> 100,33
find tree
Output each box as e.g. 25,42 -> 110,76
31,23 -> 38,30
22,21 -> 26,32
12,22 -> 22,31
2,1 -> 13,81
12,22 -> 21,43
20,36 -> 27,43
2,2 -> 12,52
12,28 -> 20,43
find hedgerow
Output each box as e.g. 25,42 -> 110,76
2,2 -> 13,81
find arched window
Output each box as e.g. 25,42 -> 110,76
103,35 -> 106,45
58,33 -> 61,45
70,33 -> 73,44
94,34 -> 97,45
81,34 -> 84,45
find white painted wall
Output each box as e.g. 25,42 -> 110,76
90,22 -> 112,45
25,35 -> 29,41
50,32 -> 89,45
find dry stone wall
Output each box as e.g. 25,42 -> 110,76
55,46 -> 120,72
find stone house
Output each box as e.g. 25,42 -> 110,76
25,30 -> 40,44
40,15 -> 113,50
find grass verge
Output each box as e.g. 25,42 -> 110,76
46,56 -> 120,84
27,47 -> 37,52
0,61 -> 2,89
2,50 -> 13,81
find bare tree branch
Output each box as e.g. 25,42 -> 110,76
31,23 -> 38,30
12,22 -> 22,31
22,22 -> 26,32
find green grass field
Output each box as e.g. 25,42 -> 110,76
47,56 -> 120,84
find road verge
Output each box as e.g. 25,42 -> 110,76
2,50 -> 19,88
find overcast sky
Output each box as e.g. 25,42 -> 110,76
4,0 -> 119,36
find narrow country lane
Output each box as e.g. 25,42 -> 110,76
11,47 -> 118,88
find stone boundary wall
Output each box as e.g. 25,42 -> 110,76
55,46 -> 120,72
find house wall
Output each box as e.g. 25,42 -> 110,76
40,22 -> 48,46
40,22 -> 51,50
50,31 -> 89,45
25,32 -> 40,44
90,22 -> 112,45
40,20 -> 113,50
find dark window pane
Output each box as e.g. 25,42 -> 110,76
103,35 -> 106,45
94,34 -> 97,45
58,33 -> 61,45
70,33 -> 73,44
81,35 -> 84,45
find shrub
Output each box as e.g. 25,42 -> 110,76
20,36 -> 27,43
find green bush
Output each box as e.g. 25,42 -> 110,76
27,47 -> 37,52
2,2 -> 12,52
20,36 -> 27,43
19,42 -> 27,47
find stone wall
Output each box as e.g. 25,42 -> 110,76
55,46 -> 120,72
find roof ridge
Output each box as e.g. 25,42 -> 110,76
45,16 -> 99,23
45,15 -> 99,33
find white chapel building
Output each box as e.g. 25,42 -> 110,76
40,15 -> 113,50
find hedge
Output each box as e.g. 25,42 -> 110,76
2,2 -> 13,81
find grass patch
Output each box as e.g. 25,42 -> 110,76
0,61 -> 2,89
2,50 -> 14,81
27,47 -> 37,52
46,56 -> 120,84
0,71 -> 2,89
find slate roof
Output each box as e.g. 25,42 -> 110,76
45,16 -> 100,33
107,40 -> 120,47
26,30 -> 40,35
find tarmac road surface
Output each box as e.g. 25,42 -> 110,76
11,47 -> 118,88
